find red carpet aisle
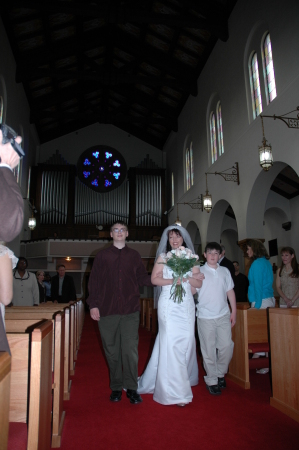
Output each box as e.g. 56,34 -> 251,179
59,315 -> 298,450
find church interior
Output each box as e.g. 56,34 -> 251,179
0,0 -> 299,448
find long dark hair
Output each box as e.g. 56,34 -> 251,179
247,239 -> 270,260
279,246 -> 299,278
166,229 -> 187,252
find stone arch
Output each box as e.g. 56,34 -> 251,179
206,199 -> 231,243
246,161 -> 288,238
186,220 -> 202,257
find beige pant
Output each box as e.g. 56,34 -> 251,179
197,313 -> 234,386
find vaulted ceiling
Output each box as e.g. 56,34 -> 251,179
1,0 -> 237,149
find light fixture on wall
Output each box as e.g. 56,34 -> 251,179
258,106 -> 299,171
174,203 -> 182,226
261,106 -> 299,129
203,174 -> 213,213
204,163 -> 240,212
25,198 -> 37,230
65,256 -> 72,262
258,115 -> 273,171
175,163 -> 239,218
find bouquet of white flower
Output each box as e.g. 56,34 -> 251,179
160,246 -> 200,303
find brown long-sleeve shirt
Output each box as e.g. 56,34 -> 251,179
86,245 -> 152,317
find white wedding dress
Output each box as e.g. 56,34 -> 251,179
138,261 -> 198,405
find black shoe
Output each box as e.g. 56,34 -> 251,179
218,377 -> 226,389
110,390 -> 122,402
206,384 -> 221,396
126,389 -> 143,404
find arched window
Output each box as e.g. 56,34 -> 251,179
262,33 -> 277,104
0,96 -> 3,124
171,172 -> 174,206
186,147 -> 190,190
185,142 -> 194,191
216,102 -> 224,156
210,113 -> 217,164
249,52 -> 263,119
190,142 -> 194,186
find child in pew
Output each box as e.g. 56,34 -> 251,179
196,242 -> 236,396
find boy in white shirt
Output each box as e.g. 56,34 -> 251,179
196,242 -> 236,395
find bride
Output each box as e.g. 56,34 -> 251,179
138,224 -> 204,406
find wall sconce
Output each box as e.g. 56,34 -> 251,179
65,256 -> 72,262
25,198 -> 37,230
174,203 -> 182,226
204,163 -> 240,212
258,115 -> 273,171
259,106 -> 299,171
175,163 -> 239,218
28,216 -> 36,230
203,174 -> 212,213
261,106 -> 299,129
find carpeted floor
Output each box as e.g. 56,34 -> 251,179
59,315 -> 298,450
8,314 -> 299,449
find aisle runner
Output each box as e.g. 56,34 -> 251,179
59,315 -> 299,450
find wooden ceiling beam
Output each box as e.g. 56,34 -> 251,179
30,108 -> 177,131
16,65 -> 195,96
275,173 -> 299,190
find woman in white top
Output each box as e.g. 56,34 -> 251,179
276,247 -> 299,307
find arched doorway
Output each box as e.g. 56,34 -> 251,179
186,220 -> 202,258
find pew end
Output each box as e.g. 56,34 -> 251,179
7,320 -> 53,450
269,308 -> 299,423
227,304 -> 270,389
0,352 -> 11,450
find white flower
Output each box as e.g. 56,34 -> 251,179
175,248 -> 181,256
166,251 -> 173,258
185,249 -> 192,259
179,246 -> 185,251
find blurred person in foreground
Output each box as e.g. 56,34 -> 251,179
0,128 -> 23,352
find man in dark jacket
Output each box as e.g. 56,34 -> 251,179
51,265 -> 76,303
219,245 -> 236,284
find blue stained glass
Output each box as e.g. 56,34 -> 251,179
105,152 -> 112,159
105,180 -> 112,187
84,159 -> 91,165
100,166 -> 105,172
113,172 -> 120,179
91,179 -> 98,186
92,152 -> 99,158
113,160 -> 121,167
83,171 -> 90,178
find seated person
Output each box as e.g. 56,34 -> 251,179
232,261 -> 249,302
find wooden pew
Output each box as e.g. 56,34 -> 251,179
269,308 -> 299,423
227,303 -> 269,389
5,305 -> 73,401
140,298 -> 148,328
145,298 -> 157,333
6,313 -> 66,447
7,320 -> 53,450
0,352 -> 11,450
38,300 -> 85,368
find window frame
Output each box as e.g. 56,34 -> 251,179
261,32 -> 277,105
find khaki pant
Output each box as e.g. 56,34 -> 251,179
197,313 -> 234,386
98,311 -> 140,391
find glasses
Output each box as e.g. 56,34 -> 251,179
206,251 -> 220,256
112,228 -> 126,233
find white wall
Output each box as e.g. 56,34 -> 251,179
164,0 -> 299,256
39,122 -> 165,169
